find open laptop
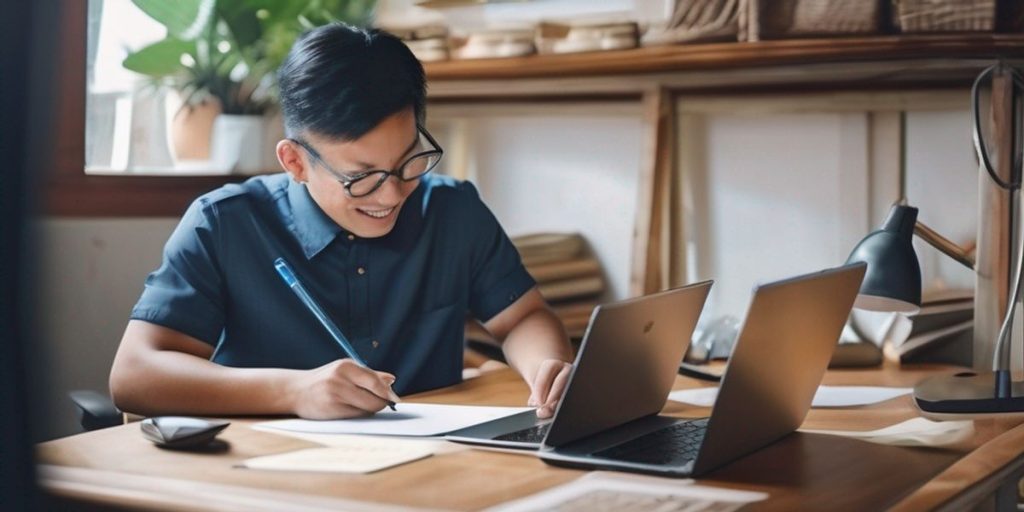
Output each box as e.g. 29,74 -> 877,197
537,263 -> 865,477
445,280 -> 715,449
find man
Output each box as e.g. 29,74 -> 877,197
109,24 -> 574,420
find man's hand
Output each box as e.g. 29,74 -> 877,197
290,359 -> 399,419
528,359 -> 572,419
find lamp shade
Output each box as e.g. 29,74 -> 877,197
844,204 -> 922,314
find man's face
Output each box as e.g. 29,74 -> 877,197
287,108 -> 423,238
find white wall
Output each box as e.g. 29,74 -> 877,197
430,113 -> 643,300
683,100 -> 977,327
906,109 -> 977,290
33,218 -> 177,440
690,112 -> 857,320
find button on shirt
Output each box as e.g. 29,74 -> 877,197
130,173 -> 535,395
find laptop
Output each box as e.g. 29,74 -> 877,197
538,263 -> 865,477
445,280 -> 715,450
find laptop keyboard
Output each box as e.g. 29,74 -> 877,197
594,419 -> 709,465
493,422 -> 552,443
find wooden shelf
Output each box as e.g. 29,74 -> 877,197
423,34 -> 1024,100
425,34 -> 1024,80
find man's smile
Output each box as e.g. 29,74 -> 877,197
356,205 -> 397,220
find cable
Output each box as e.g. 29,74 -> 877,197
974,62 -> 1024,397
971,63 -> 1024,190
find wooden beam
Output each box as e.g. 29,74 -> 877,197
974,67 -> 1017,371
631,88 -> 676,297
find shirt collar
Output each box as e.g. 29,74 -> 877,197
286,179 -> 343,259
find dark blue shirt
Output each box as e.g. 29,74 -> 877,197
130,173 -> 535,395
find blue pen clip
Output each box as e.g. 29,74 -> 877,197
274,258 -> 298,286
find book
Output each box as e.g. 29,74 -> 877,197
513,233 -> 584,266
920,287 -> 973,305
561,314 -> 592,335
551,301 -> 599,319
886,319 -> 973,361
526,256 -> 601,283
538,275 -> 604,302
909,306 -> 973,335
880,287 -> 973,364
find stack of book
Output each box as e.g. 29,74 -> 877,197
514,233 -> 606,340
883,288 -> 973,365
462,233 -> 605,363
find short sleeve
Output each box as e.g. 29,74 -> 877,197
462,183 -> 536,322
129,198 -> 226,346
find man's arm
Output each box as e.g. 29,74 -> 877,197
484,287 -> 574,418
109,320 -> 397,419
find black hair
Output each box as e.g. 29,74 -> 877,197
277,23 -> 426,141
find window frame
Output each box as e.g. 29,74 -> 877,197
46,2 -> 244,217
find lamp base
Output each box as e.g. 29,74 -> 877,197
914,371 -> 1024,418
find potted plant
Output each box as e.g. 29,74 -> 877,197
123,0 -> 375,173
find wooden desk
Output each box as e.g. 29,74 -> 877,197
36,363 -> 1024,511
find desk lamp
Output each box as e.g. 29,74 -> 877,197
846,64 -> 1024,416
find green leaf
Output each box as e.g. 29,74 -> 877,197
131,0 -> 215,40
122,38 -> 196,78
216,0 -> 266,49
263,1 -> 309,25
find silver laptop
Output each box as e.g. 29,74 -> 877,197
445,280 -> 715,449
538,263 -> 865,477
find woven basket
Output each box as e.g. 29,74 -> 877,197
893,0 -> 995,32
643,0 -> 740,45
739,0 -> 883,42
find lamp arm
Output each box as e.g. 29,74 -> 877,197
913,222 -> 975,270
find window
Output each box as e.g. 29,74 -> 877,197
86,1 -> 168,173
85,0 -> 282,176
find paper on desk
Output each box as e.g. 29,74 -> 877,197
254,428 -> 468,456
485,471 -> 767,512
256,403 -> 532,437
801,417 -> 974,447
668,385 -> 912,408
239,435 -> 435,474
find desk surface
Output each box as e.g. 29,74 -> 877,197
36,362 -> 1024,511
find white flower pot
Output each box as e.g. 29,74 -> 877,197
210,114 -> 266,174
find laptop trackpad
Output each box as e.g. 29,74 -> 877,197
445,410 -> 549,449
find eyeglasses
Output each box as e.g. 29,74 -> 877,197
290,125 -> 443,198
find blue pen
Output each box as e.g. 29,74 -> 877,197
274,257 -> 397,411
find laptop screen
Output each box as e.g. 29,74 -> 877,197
543,281 -> 713,447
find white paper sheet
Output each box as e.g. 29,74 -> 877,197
255,403 -> 532,437
255,428 -> 467,454
667,385 -> 912,408
801,417 -> 974,447
485,471 -> 767,512
240,435 -> 436,474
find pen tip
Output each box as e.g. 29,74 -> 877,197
388,402 -> 397,411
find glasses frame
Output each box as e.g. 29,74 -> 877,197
290,125 -> 444,198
